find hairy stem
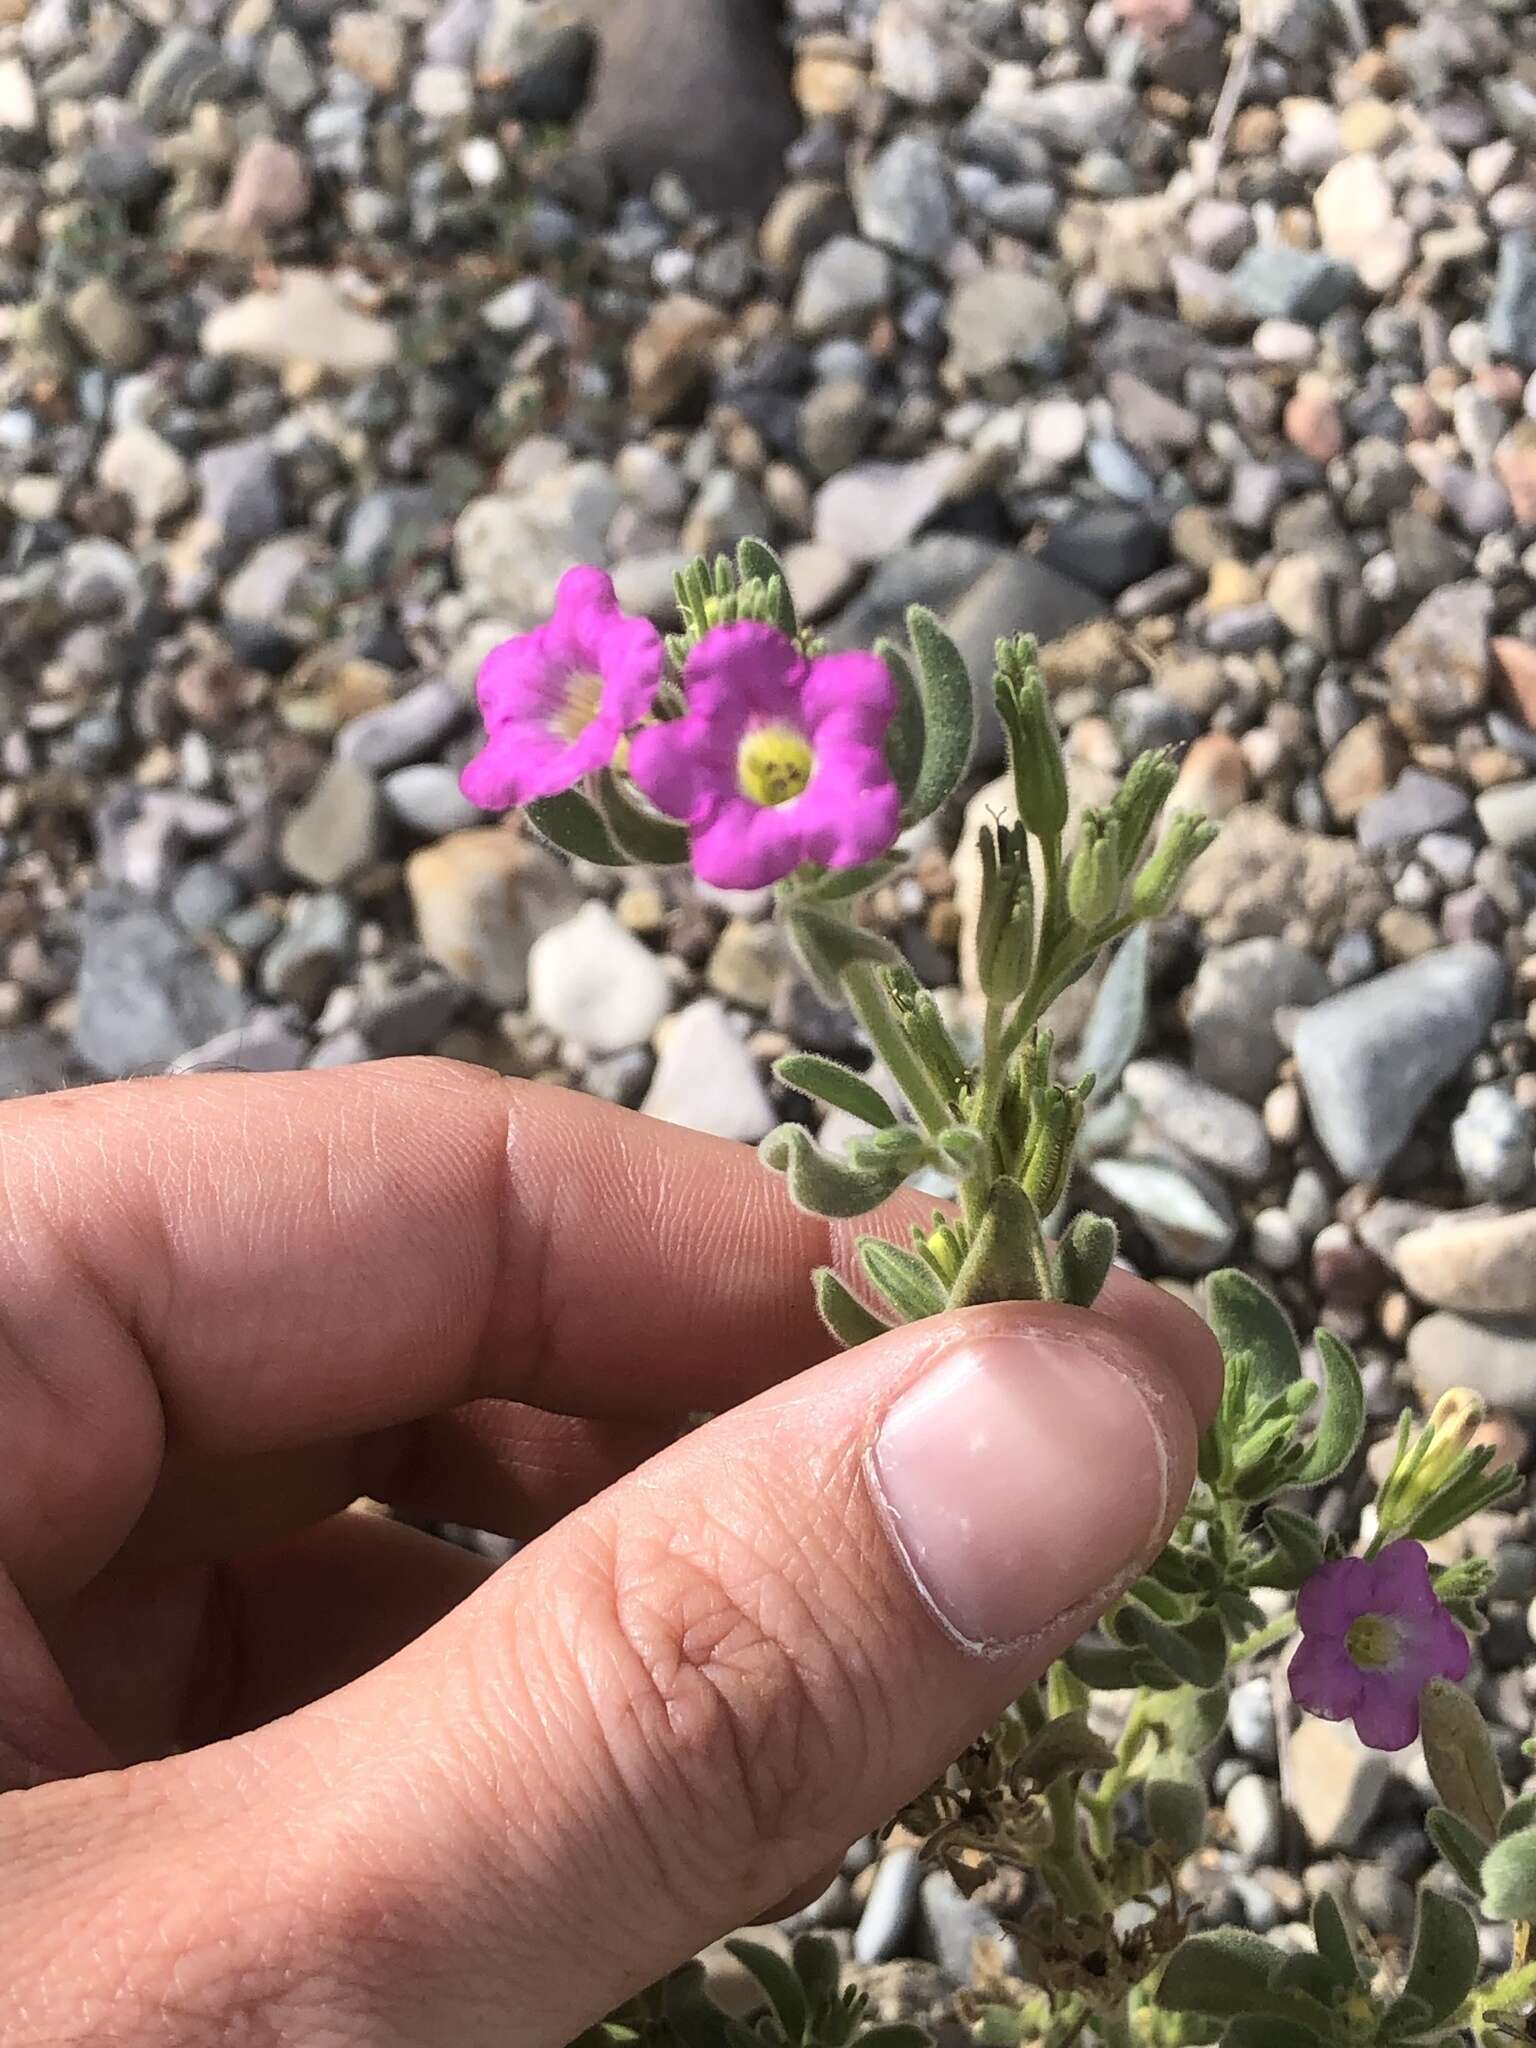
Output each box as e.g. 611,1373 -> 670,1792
1229,1608 -> 1296,1667
842,961 -> 951,1137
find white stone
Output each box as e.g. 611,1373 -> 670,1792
1314,156 -> 1414,294
1285,1712 -> 1391,1851
97,425 -> 193,529
528,902 -> 672,1055
643,999 -> 775,1142
202,269 -> 398,379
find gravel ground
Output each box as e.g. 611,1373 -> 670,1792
3,0 -> 1536,2020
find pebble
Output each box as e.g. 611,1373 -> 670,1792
74,891 -> 247,1079
202,270 -> 398,379
642,999 -> 775,1143
1453,1084 -> 1536,1201
794,237 -> 894,337
1089,1154 -> 1238,1270
280,761 -> 383,889
916,1872 -> 1016,1984
1285,1715 -> 1389,1852
1383,581 -> 1493,723
944,269 -> 1071,380
528,903 -> 673,1056
1396,1211 -> 1536,1317
454,463 -> 621,622
1226,1775 -> 1283,1863
169,1010 -> 311,1076
853,1847 -> 923,1966
1292,944 -> 1507,1182
855,133 -> 954,264
1476,778 -> 1536,852
814,449 -> 967,563
406,829 -> 577,1007
335,679 -> 466,775
260,891 -> 358,1008
1230,244 -> 1357,325
1186,938 -> 1328,1104
382,763 -> 485,840
1410,1312 -> 1536,1415
97,426 -> 192,530
1124,1060 -> 1273,1187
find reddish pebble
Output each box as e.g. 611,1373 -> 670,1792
1284,375 -> 1345,464
223,138 -> 313,236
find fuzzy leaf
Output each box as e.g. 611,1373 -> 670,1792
785,904 -> 902,1004
904,605 -> 975,825
1387,1889 -> 1479,2029
774,1054 -> 898,1131
1250,1505 -> 1326,1592
1052,1211 -> 1118,1308
1426,1806 -> 1489,1891
1207,1270 -> 1303,1403
1068,923 -> 1150,1094
856,2031 -> 930,2048
859,1237 -> 948,1322
1017,1710 -> 1116,1788
526,788 -> 627,864
1293,1330 -> 1366,1485
595,771 -> 692,865
1219,2021 -> 1326,2048
762,1124 -> 907,1220
1270,1955 -> 1339,2005
798,854 -> 908,904
1310,1894 -> 1362,1991
1501,1793 -> 1536,1838
1421,1678 -> 1506,1842
724,1940 -> 807,2040
1113,1606 -> 1228,1690
735,537 -> 798,637
1158,1931 -> 1284,2018
1063,1638 -> 1144,1689
877,638 -> 926,808
1144,1755 -> 1208,1859
1482,1826 -> 1536,1923
789,1932 -> 841,2003
948,1177 -> 1050,1307
813,1267 -> 889,1350
1143,1684 -> 1230,1758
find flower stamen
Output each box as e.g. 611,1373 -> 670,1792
552,670 -> 605,744
738,723 -> 815,808
1345,1613 -> 1400,1671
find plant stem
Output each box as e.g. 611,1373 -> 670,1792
962,997 -> 1008,1229
842,962 -> 951,1137
1228,1608 -> 1296,1667
1043,1777 -> 1102,1920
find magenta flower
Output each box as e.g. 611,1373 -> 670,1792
628,622 -> 901,890
1289,1540 -> 1470,1751
460,566 -> 664,810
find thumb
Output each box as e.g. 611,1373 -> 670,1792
6,1301 -> 1209,2045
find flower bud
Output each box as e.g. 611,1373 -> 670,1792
1067,810 -> 1123,931
1110,748 -> 1180,870
975,821 -> 1036,1001
1128,810 -> 1218,919
995,638 -> 1068,842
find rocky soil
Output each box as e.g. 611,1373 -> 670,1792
3,0 -> 1536,2022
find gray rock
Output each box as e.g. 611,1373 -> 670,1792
1396,1209 -> 1536,1317
1226,1775 -> 1283,1863
1384,581 -> 1493,723
280,762 -> 384,889
856,132 -> 954,264
1355,771 -> 1471,854
1476,778 -> 1536,852
1489,231 -> 1536,368
944,554 -> 1104,760
1409,1312 -> 1536,1415
642,999 -> 774,1142
1040,505 -> 1166,598
170,861 -> 245,936
1293,945 -> 1507,1181
826,535 -> 1005,652
1453,1085 -> 1536,1201
260,892 -> 358,1008
0,1027 -> 70,1102
813,448 -> 967,564
356,974 -> 464,1058
335,680 -> 466,774
1230,245 -> 1357,325
794,237 -> 894,337
1286,1715 -> 1389,1851
1089,1154 -> 1238,1270
853,1847 -> 923,1966
197,437 -> 287,553
75,891 -> 247,1079
1187,941 -> 1330,1105
454,462 -> 621,623
1229,1677 -> 1278,1764
1124,1061 -> 1273,1187
1004,77 -> 1137,153
528,902 -> 672,1055
382,763 -> 485,839
169,1009 -> 310,1075
342,488 -> 442,581
945,269 -> 1070,379
916,1871 -> 1017,1983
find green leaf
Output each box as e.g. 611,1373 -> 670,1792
1270,1955 -> 1340,2005
735,538 -> 798,637
1501,1792 -> 1536,1838
948,1177 -> 1051,1308
1482,1825 -> 1536,1923
798,855 -> 907,904
526,788 -> 627,864
859,1237 -> 948,1322
876,638 -> 925,808
1068,924 -> 1149,1094
723,1940 -> 807,2041
1250,1506 -> 1326,1592
1310,1893 -> 1362,1990
855,2030 -> 930,2048
1143,1754 -> 1208,1859
1426,1806 -> 1490,1891
1052,1211 -> 1118,1308
774,1054 -> 898,1131
761,1124 -> 908,1220
1158,1931 -> 1284,2018
1017,1709 -> 1116,1787
1142,1683 -> 1230,1758
1220,2021 -> 1326,2048
813,1267 -> 889,1350
904,605 -> 975,825
1388,1889 -> 1479,2028
789,1932 -> 841,2003
785,904 -> 902,1005
1293,1329 -> 1365,1485
1112,1606 -> 1227,1690
1063,1638 -> 1144,1689
1421,1678 -> 1506,1842
1206,1271 -> 1302,1404
595,771 -> 692,865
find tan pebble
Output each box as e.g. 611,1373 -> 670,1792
1206,557 -> 1263,611
1492,638 -> 1536,731
1339,97 -> 1399,153
1465,746 -> 1525,790
1376,905 -> 1439,961
1377,1291 -> 1413,1344
1264,1081 -> 1303,1147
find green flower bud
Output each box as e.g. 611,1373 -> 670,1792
1128,810 -> 1218,919
995,637 -> 1068,841
1066,810 -> 1123,930
1109,747 -> 1180,870
975,821 -> 1036,1002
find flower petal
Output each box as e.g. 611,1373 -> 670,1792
1352,1675 -> 1422,1752
801,649 -> 898,742
1288,1632 -> 1364,1724
460,723 -> 569,808
1297,1555 -> 1374,1637
683,621 -> 806,730
1372,1538 -> 1439,1615
690,797 -> 807,890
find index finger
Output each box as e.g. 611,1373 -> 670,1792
1,1059 -> 1221,1600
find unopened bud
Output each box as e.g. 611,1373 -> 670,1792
996,638 -> 1068,842
975,822 -> 1036,1001
1128,810 -> 1218,919
1067,810 -> 1123,930
1110,748 -> 1180,870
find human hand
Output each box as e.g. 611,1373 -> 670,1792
0,1059 -> 1220,2046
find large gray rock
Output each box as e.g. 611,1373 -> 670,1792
1409,1311 -> 1536,1415
1185,937 -> 1328,1104
577,0 -> 797,217
454,461 -> 621,623
1395,1211 -> 1536,1318
1293,945 -> 1507,1181
0,1026 -> 71,1101
855,132 -> 954,263
75,891 -> 248,1078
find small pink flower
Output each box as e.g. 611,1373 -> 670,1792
628,622 -> 901,891
1289,1539 -> 1470,1752
460,566 -> 664,810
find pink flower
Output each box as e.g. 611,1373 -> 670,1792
628,622 -> 901,890
1289,1540 -> 1470,1752
460,567 -> 664,810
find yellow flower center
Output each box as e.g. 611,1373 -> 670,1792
552,670 -> 605,743
1346,1613 -> 1400,1671
738,723 -> 814,808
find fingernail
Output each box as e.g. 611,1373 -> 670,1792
868,1332 -> 1174,1656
